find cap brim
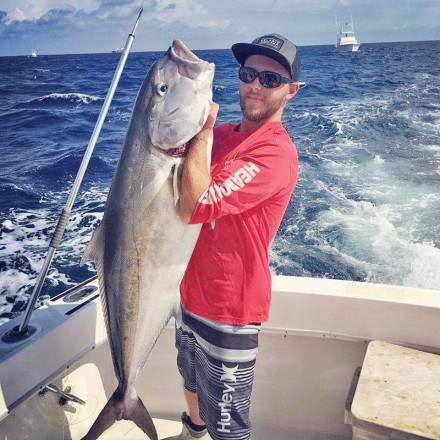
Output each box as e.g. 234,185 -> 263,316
231,42 -> 293,78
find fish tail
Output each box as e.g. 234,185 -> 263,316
81,391 -> 117,440
82,387 -> 158,440
129,392 -> 158,440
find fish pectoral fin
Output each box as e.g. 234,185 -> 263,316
172,162 -> 182,206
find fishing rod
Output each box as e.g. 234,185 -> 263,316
8,7 -> 143,340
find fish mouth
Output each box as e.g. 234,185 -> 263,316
168,39 -> 214,79
171,39 -> 200,63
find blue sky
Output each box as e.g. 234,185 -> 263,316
1,0 -> 439,56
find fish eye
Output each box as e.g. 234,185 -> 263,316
156,83 -> 168,96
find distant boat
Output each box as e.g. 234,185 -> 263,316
31,50 -> 37,58
336,20 -> 360,52
111,48 -> 124,53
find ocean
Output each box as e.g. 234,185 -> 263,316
1,40 -> 440,323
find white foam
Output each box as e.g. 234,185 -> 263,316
373,155 -> 384,164
37,93 -> 102,105
0,186 -> 107,317
315,190 -> 440,290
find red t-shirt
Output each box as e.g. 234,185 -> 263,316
180,121 -> 299,325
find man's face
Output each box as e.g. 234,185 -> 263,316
239,54 -> 296,124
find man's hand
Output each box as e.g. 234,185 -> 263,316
179,102 -> 219,223
196,102 -> 219,140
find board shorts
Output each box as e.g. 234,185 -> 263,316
175,305 -> 261,440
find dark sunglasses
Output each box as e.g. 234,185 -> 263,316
239,66 -> 293,88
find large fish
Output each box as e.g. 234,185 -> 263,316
81,40 -> 215,440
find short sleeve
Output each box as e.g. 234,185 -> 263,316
190,136 -> 298,224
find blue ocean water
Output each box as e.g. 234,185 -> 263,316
1,41 -> 440,322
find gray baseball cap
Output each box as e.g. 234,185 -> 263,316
231,34 -> 301,81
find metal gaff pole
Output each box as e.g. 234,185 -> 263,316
16,8 -> 143,334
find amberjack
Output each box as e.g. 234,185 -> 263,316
81,40 -> 214,440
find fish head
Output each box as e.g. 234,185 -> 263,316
147,39 -> 215,156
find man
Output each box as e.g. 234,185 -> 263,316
174,34 -> 301,440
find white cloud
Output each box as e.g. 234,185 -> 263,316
5,4 -> 45,23
146,0 -> 207,25
0,0 -> 439,55
3,0 -> 100,23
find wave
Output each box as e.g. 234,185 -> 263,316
0,182 -> 41,209
0,185 -> 107,320
34,92 -> 103,105
1,108 -> 67,132
9,93 -> 103,112
271,193 -> 440,290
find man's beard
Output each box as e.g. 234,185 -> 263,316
240,91 -> 286,122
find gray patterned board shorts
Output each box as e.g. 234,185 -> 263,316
175,306 -> 261,440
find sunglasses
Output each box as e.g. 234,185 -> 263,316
239,66 -> 293,88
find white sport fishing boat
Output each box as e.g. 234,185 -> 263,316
1,276 -> 439,439
1,9 -> 440,440
336,21 -> 361,53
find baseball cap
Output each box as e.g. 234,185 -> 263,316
231,34 -> 301,81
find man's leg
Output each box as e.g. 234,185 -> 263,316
174,309 -> 211,439
180,309 -> 260,440
175,306 -> 259,439
182,384 -> 205,426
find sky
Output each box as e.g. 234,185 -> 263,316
0,0 -> 439,56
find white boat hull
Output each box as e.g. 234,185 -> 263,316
1,275 -> 439,439
337,43 -> 360,52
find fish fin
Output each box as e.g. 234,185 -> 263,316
129,394 -> 158,440
170,129 -> 213,207
81,387 -> 158,440
81,218 -> 106,265
81,390 -> 117,440
80,222 -> 112,353
80,220 -> 107,310
141,157 -> 177,207
172,162 -> 182,206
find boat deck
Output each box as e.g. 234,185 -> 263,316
99,418 -> 181,439
2,276 -> 440,440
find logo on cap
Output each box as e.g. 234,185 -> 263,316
255,36 -> 284,51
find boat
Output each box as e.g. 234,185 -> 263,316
336,21 -> 360,52
1,276 -> 439,439
2,9 -> 440,440
31,50 -> 37,58
111,48 -> 124,53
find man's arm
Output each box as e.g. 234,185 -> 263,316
179,102 -> 219,223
